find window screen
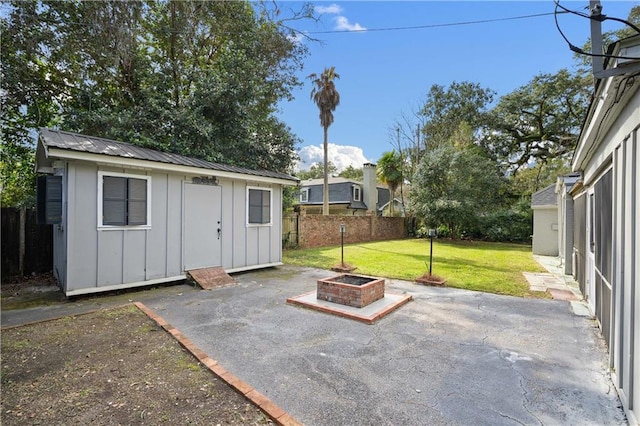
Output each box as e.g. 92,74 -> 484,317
248,188 -> 271,224
103,176 -> 147,226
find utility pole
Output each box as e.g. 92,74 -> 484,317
589,0 -> 604,87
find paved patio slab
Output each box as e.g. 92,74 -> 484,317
137,265 -> 626,426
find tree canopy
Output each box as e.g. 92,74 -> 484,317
1,0 -> 311,206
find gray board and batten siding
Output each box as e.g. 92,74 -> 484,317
36,128 -> 298,296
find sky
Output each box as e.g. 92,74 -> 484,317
276,1 -> 639,171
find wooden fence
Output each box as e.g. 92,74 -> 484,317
1,208 -> 53,278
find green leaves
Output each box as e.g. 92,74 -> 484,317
2,1 -> 308,207
411,145 -> 503,237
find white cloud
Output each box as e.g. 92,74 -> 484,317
287,31 -> 307,45
334,16 -> 366,32
315,4 -> 343,15
314,4 -> 366,32
296,143 -> 370,172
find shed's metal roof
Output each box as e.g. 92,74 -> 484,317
531,184 -> 558,207
39,128 -> 298,182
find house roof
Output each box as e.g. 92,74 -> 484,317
300,176 -> 388,189
573,35 -> 640,171
556,173 -> 581,194
531,184 -> 558,207
37,128 -> 299,184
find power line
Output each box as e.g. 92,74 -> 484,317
553,1 -> 640,60
302,11 -> 566,35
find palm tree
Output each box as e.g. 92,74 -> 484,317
309,67 -> 340,215
377,151 -> 403,216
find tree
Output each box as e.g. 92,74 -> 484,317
509,157 -> 571,198
296,161 -> 337,180
377,151 -> 403,216
411,145 -> 504,238
1,1 -> 311,207
420,81 -> 495,151
484,69 -> 590,174
309,66 -> 340,215
338,165 -> 363,181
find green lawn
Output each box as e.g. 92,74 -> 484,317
283,239 -> 547,298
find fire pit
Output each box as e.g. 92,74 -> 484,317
317,273 -> 385,308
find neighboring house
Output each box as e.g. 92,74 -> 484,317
570,35 -> 640,423
296,163 -> 403,216
555,173 -> 580,275
35,128 -> 298,296
531,184 -> 558,256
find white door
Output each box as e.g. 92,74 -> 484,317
586,189 -> 596,313
183,183 -> 222,271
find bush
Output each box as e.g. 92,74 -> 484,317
477,202 -> 532,243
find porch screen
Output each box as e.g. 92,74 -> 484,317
573,194 -> 586,293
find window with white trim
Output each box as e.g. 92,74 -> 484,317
98,172 -> 151,227
300,188 -> 309,203
247,187 -> 272,225
353,185 -> 361,202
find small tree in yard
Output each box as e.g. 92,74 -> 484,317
377,151 -> 403,216
309,66 -> 340,216
411,145 -> 503,238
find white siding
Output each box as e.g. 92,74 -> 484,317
61,162 -> 286,294
532,207 -> 559,256
146,173 -> 168,280
66,163 -> 98,292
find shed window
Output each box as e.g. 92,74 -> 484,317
99,173 -> 150,227
248,188 -> 271,225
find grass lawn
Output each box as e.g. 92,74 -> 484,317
284,239 -> 547,298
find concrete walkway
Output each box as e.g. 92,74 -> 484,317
524,255 -> 592,317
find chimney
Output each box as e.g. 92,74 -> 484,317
362,163 -> 378,214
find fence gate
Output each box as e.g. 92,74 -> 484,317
1,207 -> 53,278
282,214 -> 299,248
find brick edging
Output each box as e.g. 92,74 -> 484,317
133,302 -> 302,426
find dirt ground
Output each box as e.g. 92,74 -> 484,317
1,303 -> 271,425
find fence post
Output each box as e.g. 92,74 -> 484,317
19,206 -> 26,275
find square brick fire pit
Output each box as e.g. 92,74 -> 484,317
317,274 -> 385,308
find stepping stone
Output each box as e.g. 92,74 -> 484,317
546,288 -> 579,301
187,267 -> 235,290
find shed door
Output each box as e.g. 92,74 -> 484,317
183,183 -> 222,271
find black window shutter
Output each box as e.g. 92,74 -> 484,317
37,175 -> 62,225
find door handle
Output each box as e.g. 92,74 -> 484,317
217,221 -> 221,239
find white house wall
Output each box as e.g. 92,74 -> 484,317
611,124 -> 639,420
62,161 -> 283,295
582,89 -> 640,186
532,207 -> 559,256
574,80 -> 639,423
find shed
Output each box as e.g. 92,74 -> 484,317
35,129 -> 298,296
531,184 -> 558,256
